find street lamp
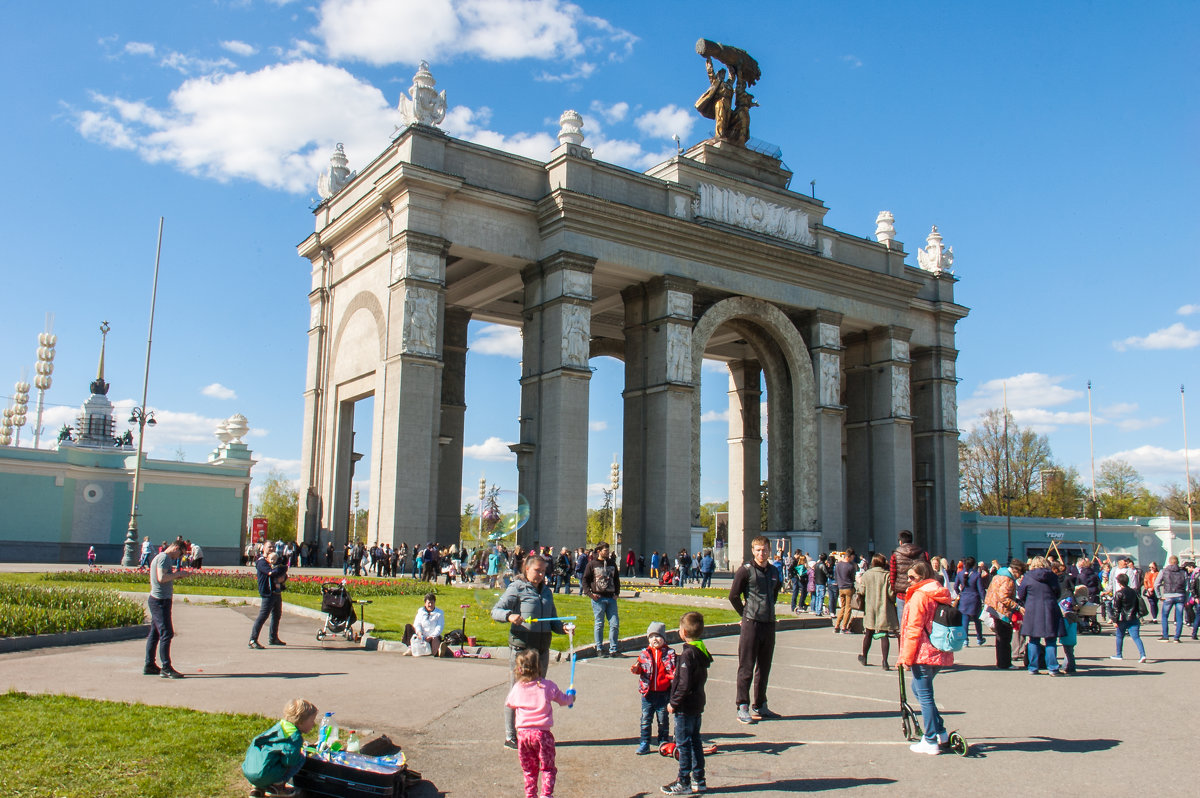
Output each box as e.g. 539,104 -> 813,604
121,217 -> 165,567
478,476 -> 487,542
610,455 -> 620,557
32,319 -> 56,449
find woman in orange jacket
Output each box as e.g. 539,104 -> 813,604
898,559 -> 955,755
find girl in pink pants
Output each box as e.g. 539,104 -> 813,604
505,649 -> 575,798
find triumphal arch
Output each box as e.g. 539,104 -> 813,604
297,47 -> 968,567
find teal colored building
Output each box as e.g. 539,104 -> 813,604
960,511 -> 1197,567
0,358 -> 253,564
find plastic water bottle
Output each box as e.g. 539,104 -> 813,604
346,730 -> 361,753
317,712 -> 338,750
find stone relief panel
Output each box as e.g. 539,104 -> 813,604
942,390 -> 958,430
666,290 -> 693,319
891,365 -> 911,417
672,194 -> 691,220
563,270 -> 592,300
309,302 -> 322,329
561,304 -> 590,368
401,286 -> 439,356
693,183 -> 816,247
817,322 -> 840,349
941,359 -> 956,381
666,323 -> 692,383
891,339 -> 910,363
818,352 -> 841,406
819,235 -> 834,258
391,249 -> 442,284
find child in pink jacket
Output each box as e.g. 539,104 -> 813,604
505,649 -> 575,798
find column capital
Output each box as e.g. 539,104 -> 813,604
389,230 -> 450,286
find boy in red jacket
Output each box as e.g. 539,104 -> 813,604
631,621 -> 678,754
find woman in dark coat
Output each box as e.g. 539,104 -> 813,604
954,557 -> 987,646
1016,556 -> 1067,675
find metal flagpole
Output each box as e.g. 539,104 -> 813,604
1087,380 -> 1098,556
1003,383 -> 1012,561
1183,385 -> 1194,559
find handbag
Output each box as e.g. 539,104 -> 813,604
850,591 -> 865,612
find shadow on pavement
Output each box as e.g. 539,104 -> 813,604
716,740 -> 800,756
184,671 -> 346,679
795,709 -> 962,721
969,736 -> 1120,755
718,777 -> 896,792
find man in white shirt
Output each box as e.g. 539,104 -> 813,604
404,592 -> 445,657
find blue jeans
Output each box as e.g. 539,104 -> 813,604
1161,596 -> 1184,640
145,596 -> 175,669
1026,637 -> 1060,673
640,691 -> 670,746
1115,621 -> 1146,658
812,585 -> 827,615
700,571 -> 713,589
592,597 -> 619,652
960,612 -> 984,644
674,712 -> 704,785
908,665 -> 945,744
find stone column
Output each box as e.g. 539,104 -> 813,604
298,249 -> 331,544
622,277 -> 696,562
375,230 -> 449,547
727,359 -> 762,570
869,326 -> 915,550
805,311 -> 846,549
514,251 -> 595,551
437,307 -> 471,540
912,345 -> 962,560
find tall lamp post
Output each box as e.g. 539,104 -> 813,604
121,218 -> 165,567
478,476 -> 487,543
610,455 -> 620,557
32,317 -> 56,449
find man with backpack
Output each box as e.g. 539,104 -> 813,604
582,543 -> 622,656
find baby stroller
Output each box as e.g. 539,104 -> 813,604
1072,586 -> 1103,635
316,581 -> 361,642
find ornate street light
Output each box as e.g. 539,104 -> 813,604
610,455 -> 621,557
32,318 -> 56,449
10,376 -> 30,447
121,218 -> 165,567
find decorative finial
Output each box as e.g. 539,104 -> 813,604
397,61 -> 447,128
91,321 -> 111,396
916,225 -> 955,274
874,211 -> 896,245
317,142 -> 356,200
557,110 -> 584,147
225,413 -> 249,444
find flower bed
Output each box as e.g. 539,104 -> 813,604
43,569 -> 431,598
0,583 -> 146,638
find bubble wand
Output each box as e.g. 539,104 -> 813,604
525,615 -> 577,624
564,622 -> 577,706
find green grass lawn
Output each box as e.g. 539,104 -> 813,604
0,691 -> 272,798
0,574 -> 742,650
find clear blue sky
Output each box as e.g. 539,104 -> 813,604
1,1 -> 1196,516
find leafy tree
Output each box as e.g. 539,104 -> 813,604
353,508 -> 368,543
1160,478 -> 1200,520
759,480 -> 769,531
698,501 -> 727,547
460,502 -> 478,544
253,468 -> 298,541
1096,459 -> 1158,518
959,409 -> 1059,516
1029,466 -> 1087,518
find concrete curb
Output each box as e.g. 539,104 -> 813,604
0,623 -> 152,654
117,592 -> 379,638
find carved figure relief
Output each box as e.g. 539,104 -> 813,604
672,194 -> 690,220
892,339 -> 910,363
818,353 -> 841,406
666,290 -> 692,319
563,270 -> 592,300
402,287 -> 438,356
693,183 -> 815,246
942,391 -> 958,430
561,304 -> 590,368
941,359 -> 956,381
665,324 -> 692,383
891,365 -> 911,417
819,235 -> 834,258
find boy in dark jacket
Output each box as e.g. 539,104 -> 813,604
243,698 -> 318,797
662,611 -> 712,795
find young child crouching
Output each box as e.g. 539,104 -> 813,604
242,698 -> 319,797
662,611 -> 712,795
505,649 -> 575,798
631,621 -> 677,754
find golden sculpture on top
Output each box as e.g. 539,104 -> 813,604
694,39 -> 761,146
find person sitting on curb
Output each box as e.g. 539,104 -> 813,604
403,592 -> 446,657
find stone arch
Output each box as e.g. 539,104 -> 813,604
690,296 -> 818,532
330,291 -> 386,384
589,336 -> 625,362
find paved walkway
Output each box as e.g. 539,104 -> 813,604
4,587 -> 1199,797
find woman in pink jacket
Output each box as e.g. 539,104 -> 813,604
898,559 -> 955,755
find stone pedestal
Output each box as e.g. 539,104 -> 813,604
513,252 -> 595,550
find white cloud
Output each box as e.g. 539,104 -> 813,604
841,54 -> 863,68
201,382 -> 237,400
1102,445 -> 1198,486
701,408 -> 729,424
463,436 -> 516,461
1178,304 -> 1200,316
535,62 -> 597,83
316,0 -> 633,69
160,52 -> 237,75
1102,402 -> 1139,417
1116,417 -> 1166,432
587,481 -> 612,499
125,41 -> 156,57
253,455 -> 303,475
958,372 -> 1083,430
589,100 -> 628,123
75,60 -> 399,194
588,420 -> 608,432
442,105 -> 557,160
635,104 -> 695,141
470,323 -> 523,357
220,40 -> 258,57
1113,322 -> 1200,351
702,359 -> 729,374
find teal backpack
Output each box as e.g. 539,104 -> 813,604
928,602 -> 966,652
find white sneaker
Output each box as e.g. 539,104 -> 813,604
1108,655 -> 1123,660
1138,656 -> 1148,663
909,738 -> 941,755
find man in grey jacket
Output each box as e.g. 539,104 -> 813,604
491,554 -> 566,748
1157,556 -> 1188,642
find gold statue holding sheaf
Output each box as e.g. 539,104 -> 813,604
694,39 -> 761,145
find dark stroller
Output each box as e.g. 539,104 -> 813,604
316,581 -> 362,642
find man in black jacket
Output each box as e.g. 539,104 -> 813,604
582,542 -> 622,656
728,535 -> 782,724
249,547 -> 289,648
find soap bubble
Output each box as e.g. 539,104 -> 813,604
486,490 -> 530,540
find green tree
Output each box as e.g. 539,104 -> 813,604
1029,466 -> 1087,518
1096,459 -> 1159,519
759,480 -> 769,531
253,468 -> 299,541
353,508 -> 368,543
1160,477 -> 1200,520
959,408 -> 1057,516
698,501 -> 727,547
460,502 -> 477,545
